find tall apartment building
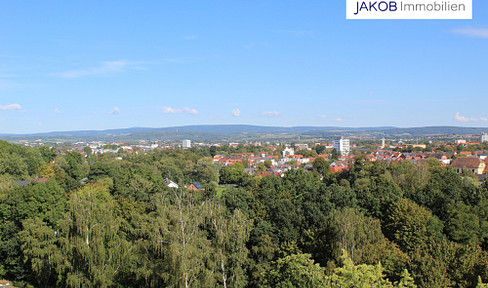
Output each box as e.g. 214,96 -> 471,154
282,147 -> 295,157
333,137 -> 350,156
182,139 -> 191,149
482,133 -> 488,143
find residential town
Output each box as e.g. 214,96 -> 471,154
3,131 -> 488,288
11,132 -> 488,189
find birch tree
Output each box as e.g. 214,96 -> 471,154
61,184 -> 130,288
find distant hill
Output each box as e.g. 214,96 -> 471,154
381,126 -> 488,136
0,125 -> 397,137
0,125 -> 486,142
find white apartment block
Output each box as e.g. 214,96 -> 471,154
182,139 -> 191,149
482,133 -> 488,143
333,138 -> 350,156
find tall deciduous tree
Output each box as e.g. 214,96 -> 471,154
219,163 -> 247,185
326,251 -> 417,288
204,201 -> 252,288
384,198 -> 443,253
61,184 -> 130,288
312,157 -> 330,177
0,181 -> 65,282
154,189 -> 213,288
261,253 -> 328,288
20,218 -> 64,287
322,208 -> 386,264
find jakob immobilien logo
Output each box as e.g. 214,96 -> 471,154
346,0 -> 472,19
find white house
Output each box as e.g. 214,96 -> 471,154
164,178 -> 179,188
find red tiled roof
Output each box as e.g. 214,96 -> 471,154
452,157 -> 483,169
34,177 -> 49,183
330,166 -> 344,173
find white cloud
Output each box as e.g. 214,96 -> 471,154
52,60 -> 140,79
334,118 -> 343,122
452,27 -> 488,38
232,109 -> 241,117
162,107 -> 180,114
54,108 -> 62,114
109,107 -> 121,115
455,112 -> 478,122
185,108 -> 198,115
317,114 -> 327,119
0,104 -> 22,110
480,117 -> 488,122
261,111 -> 280,117
162,107 -> 198,115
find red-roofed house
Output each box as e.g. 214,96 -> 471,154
34,177 -> 49,184
452,157 -> 486,175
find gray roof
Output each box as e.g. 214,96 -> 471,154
15,180 -> 30,186
192,182 -> 204,189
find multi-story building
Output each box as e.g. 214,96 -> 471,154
481,133 -> 488,143
333,137 -> 350,156
182,139 -> 191,149
282,147 -> 295,157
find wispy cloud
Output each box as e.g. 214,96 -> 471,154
52,60 -> 143,79
109,107 -> 120,115
455,112 -> 478,122
0,104 -> 22,111
334,118 -> 343,122
162,107 -> 198,115
317,114 -> 327,119
451,27 -> 488,39
232,109 -> 241,117
261,111 -> 280,117
54,108 -> 62,114
162,107 -> 179,114
480,117 -> 488,122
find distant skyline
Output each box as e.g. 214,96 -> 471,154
1,1 -> 488,134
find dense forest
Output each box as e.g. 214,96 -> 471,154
1,140 -> 488,287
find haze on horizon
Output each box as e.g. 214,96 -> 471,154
1,1 -> 488,134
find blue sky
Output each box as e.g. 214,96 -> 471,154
1,1 -> 487,134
